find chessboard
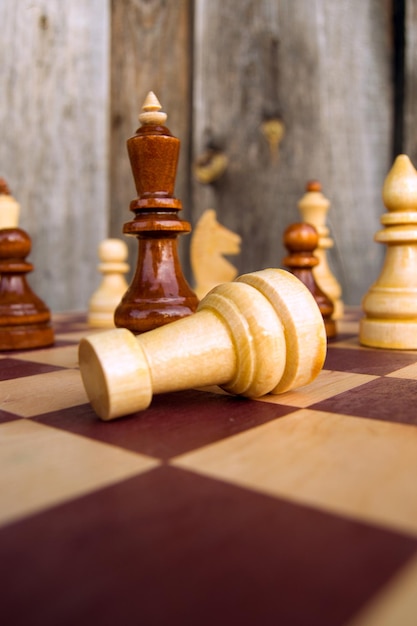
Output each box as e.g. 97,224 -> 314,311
1,310 -> 417,626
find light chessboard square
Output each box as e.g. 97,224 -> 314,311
0,419 -> 158,527
0,368 -> 89,417
174,408 -> 417,537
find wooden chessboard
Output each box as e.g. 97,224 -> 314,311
1,309 -> 417,626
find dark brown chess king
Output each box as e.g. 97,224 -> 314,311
114,92 -> 199,334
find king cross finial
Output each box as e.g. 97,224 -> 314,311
138,91 -> 168,126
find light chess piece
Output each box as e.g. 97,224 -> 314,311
114,92 -> 198,333
0,178 -> 20,228
79,268 -> 327,421
88,239 -> 130,328
0,180 -> 54,349
298,180 -> 344,319
191,209 -> 241,299
283,222 -> 336,338
360,155 -> 417,349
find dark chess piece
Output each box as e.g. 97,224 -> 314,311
0,226 -> 54,350
283,222 -> 336,338
114,92 -> 199,334
297,180 -> 344,319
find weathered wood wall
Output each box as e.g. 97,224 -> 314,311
0,0 -> 410,311
190,0 -> 392,305
0,0 -> 109,311
405,0 -> 417,161
109,0 -> 193,278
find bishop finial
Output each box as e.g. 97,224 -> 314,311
382,154 -> 417,213
138,91 -> 168,126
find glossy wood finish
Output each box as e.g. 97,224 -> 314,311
109,0 -> 192,283
0,228 -> 54,350
114,94 -> 198,334
283,222 -> 337,338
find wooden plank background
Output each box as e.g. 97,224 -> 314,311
109,0 -> 193,280
0,0 -> 409,311
0,0 -> 110,311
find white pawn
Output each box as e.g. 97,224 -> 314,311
88,239 -> 129,328
0,178 -> 20,228
298,180 -> 344,319
360,155 -> 417,349
80,268 -> 327,421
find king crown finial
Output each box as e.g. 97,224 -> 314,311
138,91 -> 168,126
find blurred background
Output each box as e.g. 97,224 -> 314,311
0,0 -> 413,311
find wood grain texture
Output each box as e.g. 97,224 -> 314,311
79,268 -> 326,420
0,1 -> 400,310
0,0 -> 110,311
109,0 -> 193,280
191,0 -> 393,305
174,405 -> 417,537
404,0 -> 417,163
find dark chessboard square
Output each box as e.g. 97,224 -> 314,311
32,389 -> 297,460
0,357 -> 65,381
1,465 -> 416,626
312,376 -> 417,425
325,346 -> 417,375
0,408 -> 21,424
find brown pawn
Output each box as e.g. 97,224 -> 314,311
0,228 -> 54,349
114,92 -> 198,334
283,223 -> 336,338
